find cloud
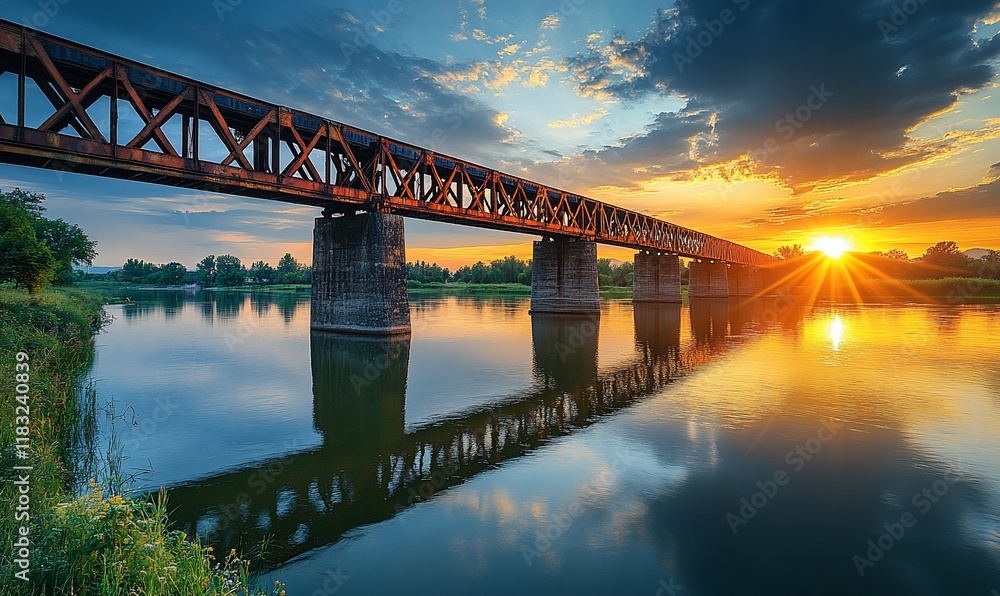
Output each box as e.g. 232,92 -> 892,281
196,9 -> 527,164
540,14 -> 561,30
563,1 -> 1000,190
738,177 -> 1000,232
547,109 -> 610,129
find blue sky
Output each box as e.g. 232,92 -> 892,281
1,0 -> 998,268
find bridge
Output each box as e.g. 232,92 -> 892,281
158,299 -> 802,565
0,20 -> 777,334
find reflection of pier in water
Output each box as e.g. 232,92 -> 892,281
167,298 -> 799,566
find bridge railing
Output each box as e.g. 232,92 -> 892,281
0,19 -> 775,267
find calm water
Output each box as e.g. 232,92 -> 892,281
90,290 -> 1000,595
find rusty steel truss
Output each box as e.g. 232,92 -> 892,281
0,20 -> 775,267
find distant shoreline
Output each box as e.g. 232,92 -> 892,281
75,279 -> 1000,304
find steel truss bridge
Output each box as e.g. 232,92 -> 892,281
0,19 -> 774,267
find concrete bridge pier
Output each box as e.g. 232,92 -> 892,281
689,260 -> 731,298
728,265 -> 767,297
311,211 -> 411,334
633,251 -> 682,303
530,238 -> 600,314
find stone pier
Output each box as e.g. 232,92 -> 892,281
529,239 -> 600,314
633,252 -> 682,303
689,260 -> 730,298
311,212 -> 411,334
728,265 -> 767,297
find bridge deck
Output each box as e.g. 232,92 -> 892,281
0,19 -> 774,267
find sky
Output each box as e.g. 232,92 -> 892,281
0,0 -> 998,269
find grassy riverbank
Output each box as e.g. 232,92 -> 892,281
406,281 -> 644,299
0,287 -> 280,595
815,277 -> 1000,302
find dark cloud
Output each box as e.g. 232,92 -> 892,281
185,9 -> 523,165
565,0 -> 1000,189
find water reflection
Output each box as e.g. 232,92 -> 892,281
633,303 -> 681,358
531,314 -> 600,391
93,293 -> 1000,593
311,332 -> 409,449
103,288 -> 311,325
165,300 -> 762,566
690,298 -> 730,343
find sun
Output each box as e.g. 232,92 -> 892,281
812,236 -> 852,259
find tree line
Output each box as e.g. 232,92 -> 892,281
407,256 -> 643,287
108,252 -> 312,287
0,189 -> 97,293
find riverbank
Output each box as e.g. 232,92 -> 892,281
808,277 -> 1000,303
80,280 -> 640,299
0,287 -> 280,595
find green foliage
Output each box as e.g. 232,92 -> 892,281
0,201 -> 56,294
33,217 -> 98,284
276,253 -> 298,275
215,254 -> 247,287
110,259 -> 189,286
197,255 -> 217,287
450,256 -> 531,285
32,487 -> 281,595
596,258 -> 633,288
0,189 -> 97,290
273,253 -> 310,284
919,240 -> 973,271
248,260 -> 275,285
0,187 -> 46,219
406,260 -> 450,284
0,288 -> 283,595
975,249 -> 1000,280
157,262 -> 188,286
609,261 -> 634,287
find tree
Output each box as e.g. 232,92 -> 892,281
276,253 -> 305,284
119,258 -> 154,283
774,244 -> 806,259
158,262 -> 188,285
215,254 -> 246,287
197,255 -> 217,286
0,202 -> 56,293
920,241 -> 972,271
1,188 -> 97,287
33,218 -> 98,284
0,188 -> 46,220
249,260 -> 275,285
610,261 -> 634,287
277,253 -> 298,274
975,250 -> 1000,280
597,258 -> 613,278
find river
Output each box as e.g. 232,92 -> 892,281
89,290 -> 1000,595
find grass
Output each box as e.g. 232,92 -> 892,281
828,277 -> 1000,302
407,281 -> 532,295
207,284 -> 311,293
0,286 -> 283,595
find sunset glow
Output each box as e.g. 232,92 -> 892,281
812,237 -> 852,259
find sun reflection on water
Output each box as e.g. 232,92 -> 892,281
829,314 -> 845,351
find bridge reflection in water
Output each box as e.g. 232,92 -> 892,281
166,297 -> 803,566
